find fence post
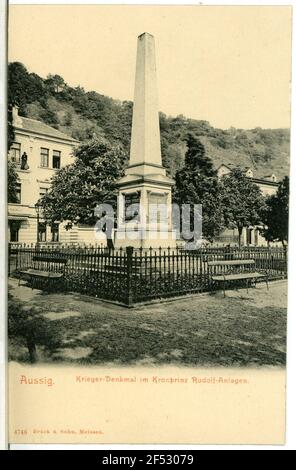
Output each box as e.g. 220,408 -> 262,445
126,246 -> 134,306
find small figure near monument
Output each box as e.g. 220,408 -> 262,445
94,207 -> 115,250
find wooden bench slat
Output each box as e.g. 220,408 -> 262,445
19,269 -> 63,278
208,259 -> 255,266
19,269 -> 49,277
32,256 -> 67,264
212,272 -> 264,282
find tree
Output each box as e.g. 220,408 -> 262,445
8,62 -> 31,114
261,176 -> 289,246
220,168 -> 266,247
162,141 -> 185,177
8,160 -> 20,203
45,74 -> 66,93
40,136 -> 128,228
7,62 -> 47,151
8,62 -> 46,115
173,133 -> 225,243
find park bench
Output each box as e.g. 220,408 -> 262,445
18,255 -> 68,290
208,259 -> 268,297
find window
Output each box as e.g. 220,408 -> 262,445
10,142 -> 21,164
38,222 -> 47,242
52,150 -> 61,169
10,220 -> 20,242
40,148 -> 49,168
8,183 -> 21,204
39,187 -> 49,199
51,223 -> 59,242
15,184 -> 21,203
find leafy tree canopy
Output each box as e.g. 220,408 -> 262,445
7,160 -> 20,203
40,137 -> 128,228
220,168 -> 267,246
8,62 -> 45,115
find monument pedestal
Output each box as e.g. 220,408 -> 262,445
114,170 -> 176,249
115,229 -> 177,250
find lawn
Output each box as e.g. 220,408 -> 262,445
8,278 -> 287,367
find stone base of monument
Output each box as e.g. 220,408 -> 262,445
114,228 -> 177,249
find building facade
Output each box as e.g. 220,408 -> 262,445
8,107 -> 80,244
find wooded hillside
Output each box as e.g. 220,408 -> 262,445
8,62 -> 290,179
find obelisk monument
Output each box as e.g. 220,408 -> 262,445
114,33 -> 176,248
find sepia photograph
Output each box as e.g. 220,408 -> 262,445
5,3 -> 292,445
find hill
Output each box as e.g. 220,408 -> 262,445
8,62 -> 290,180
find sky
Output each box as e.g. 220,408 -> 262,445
8,4 -> 292,129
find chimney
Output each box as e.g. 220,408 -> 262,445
12,106 -> 22,127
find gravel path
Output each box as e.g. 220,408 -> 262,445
8,278 -> 287,367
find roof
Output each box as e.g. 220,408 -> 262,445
217,163 -> 232,170
217,163 -> 252,171
251,177 -> 278,186
218,163 -> 278,184
15,116 -> 78,143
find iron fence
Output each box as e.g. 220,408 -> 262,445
8,244 -> 288,306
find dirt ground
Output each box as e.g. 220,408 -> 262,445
8,278 -> 287,367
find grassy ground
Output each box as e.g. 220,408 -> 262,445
8,278 -> 287,367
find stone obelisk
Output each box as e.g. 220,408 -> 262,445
129,31 -> 162,170
114,33 -> 176,249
